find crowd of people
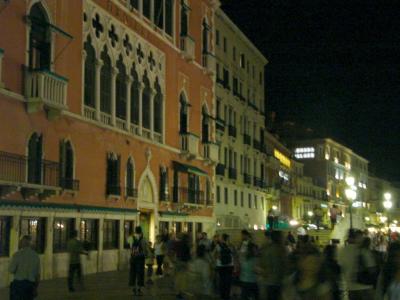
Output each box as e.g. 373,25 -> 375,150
7,225 -> 400,300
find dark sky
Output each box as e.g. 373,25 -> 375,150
221,0 -> 400,182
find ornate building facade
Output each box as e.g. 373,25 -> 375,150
0,0 -> 219,287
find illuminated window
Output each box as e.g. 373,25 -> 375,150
345,162 -> 351,170
53,218 -> 74,252
294,147 -> 315,159
274,149 -> 291,168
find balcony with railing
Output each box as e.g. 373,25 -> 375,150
243,134 -> 251,146
216,117 -> 225,132
203,142 -> 219,164
216,163 -> 225,176
173,186 -> 205,205
60,178 -> 80,191
202,52 -> 216,75
253,176 -> 262,188
25,68 -> 68,118
106,185 -> 121,197
180,132 -> 199,159
228,168 -> 237,180
180,35 -> 195,61
228,125 -> 237,138
253,139 -> 261,151
0,151 -> 62,199
126,187 -> 138,199
243,173 -> 252,185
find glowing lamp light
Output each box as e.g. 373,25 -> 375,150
272,205 -> 278,210
345,188 -> 357,201
384,192 -> 392,201
217,221 -> 221,227
383,200 -> 393,210
380,216 -> 388,223
345,176 -> 355,187
253,224 -> 259,231
307,211 -> 314,217
365,217 -> 370,222
394,220 -> 398,224
289,219 -> 299,226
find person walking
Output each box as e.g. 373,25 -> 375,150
258,230 -> 287,300
214,233 -> 235,300
338,229 -> 376,300
322,245 -> 342,300
240,242 -> 259,299
9,235 -> 40,300
376,242 -> 400,300
154,235 -> 166,276
174,232 -> 192,300
267,209 -> 275,230
67,230 -> 88,292
128,226 -> 148,296
188,245 -> 213,299
145,241 -> 155,285
329,205 -> 338,229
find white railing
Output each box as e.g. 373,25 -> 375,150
180,35 -> 195,61
100,112 -> 112,125
202,53 -> 216,75
130,124 -> 140,135
181,133 -> 199,157
84,106 -> 96,120
154,132 -> 162,143
25,69 -> 68,108
142,128 -> 151,139
204,142 -> 219,163
116,118 -> 127,130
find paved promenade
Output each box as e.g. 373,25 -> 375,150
0,270 -> 179,300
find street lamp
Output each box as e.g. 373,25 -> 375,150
345,176 -> 357,229
383,192 -> 393,227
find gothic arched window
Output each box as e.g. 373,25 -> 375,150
116,56 -> 127,120
100,47 -> 112,114
142,73 -> 151,130
153,79 -> 163,134
29,3 -> 51,69
84,38 -> 96,108
27,133 -> 43,184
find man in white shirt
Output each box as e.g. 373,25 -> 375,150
9,235 -> 40,300
338,229 -> 375,300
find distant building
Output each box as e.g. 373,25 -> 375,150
214,9 -> 269,230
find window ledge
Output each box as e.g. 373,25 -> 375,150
107,194 -> 121,201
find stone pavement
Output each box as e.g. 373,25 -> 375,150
0,270 -> 179,300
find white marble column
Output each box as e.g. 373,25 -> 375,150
111,67 -> 118,126
95,59 -> 103,121
126,75 -> 133,128
149,88 -> 155,139
138,83 -> 143,135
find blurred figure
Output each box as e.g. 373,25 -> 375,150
240,242 -> 259,300
174,233 -> 192,300
9,235 -> 40,300
210,233 -> 220,252
189,245 -> 213,299
313,205 -> 323,230
198,232 -> 211,251
259,230 -> 287,300
154,235 -> 166,276
67,229 -> 88,292
322,245 -> 342,300
214,233 -> 234,300
338,229 -> 376,299
267,209 -> 275,230
145,241 -> 155,285
330,205 -> 338,229
129,226 -> 148,296
282,245 -> 333,299
376,242 -> 400,300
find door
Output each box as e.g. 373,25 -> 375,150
139,213 -> 150,241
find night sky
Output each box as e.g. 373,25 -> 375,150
221,0 -> 400,182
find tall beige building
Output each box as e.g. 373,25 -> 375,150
214,10 -> 269,230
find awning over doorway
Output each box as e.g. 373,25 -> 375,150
172,161 -> 208,177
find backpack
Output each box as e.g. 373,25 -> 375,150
220,243 -> 232,266
131,237 -> 145,257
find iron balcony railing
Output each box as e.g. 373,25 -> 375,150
243,173 -> 252,185
126,187 -> 138,198
106,185 -> 121,196
0,151 -> 60,187
216,163 -> 225,176
173,186 -> 205,205
243,134 -> 251,145
228,125 -> 237,138
216,117 -> 225,132
60,177 -> 80,191
228,168 -> 237,180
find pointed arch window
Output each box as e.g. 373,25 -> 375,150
27,133 -> 43,184
160,166 -> 169,201
202,19 -> 210,54
130,66 -> 140,125
179,93 -> 189,133
202,106 -> 210,143
180,0 -> 189,37
154,0 -> 164,29
116,56 -> 127,120
84,38 -> 96,108
29,3 -> 51,70
165,0 -> 174,36
60,140 -> 75,190
106,153 -> 121,196
126,158 -> 136,197
142,73 -> 151,130
153,79 -> 163,134
143,0 -> 151,19
100,47 -> 112,114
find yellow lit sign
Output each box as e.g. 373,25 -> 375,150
274,149 -> 291,168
